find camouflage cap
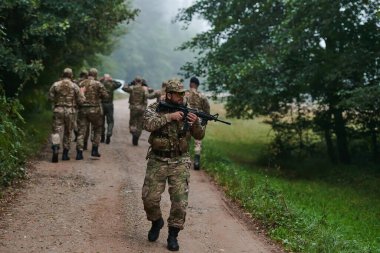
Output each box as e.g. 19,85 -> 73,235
89,68 -> 98,77
62,68 -> 73,78
166,79 -> 185,93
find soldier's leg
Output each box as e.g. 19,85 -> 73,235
194,139 -> 202,170
167,161 -> 191,230
166,161 -> 190,251
106,104 -> 114,137
76,110 -> 88,151
89,110 -> 103,158
135,112 -> 144,138
142,159 -> 168,221
101,104 -> 106,142
51,112 -> 63,163
62,112 -> 74,160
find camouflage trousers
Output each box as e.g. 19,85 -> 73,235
51,110 -> 75,150
142,157 -> 191,230
101,103 -> 115,137
194,139 -> 203,155
129,108 -> 145,138
76,106 -> 103,150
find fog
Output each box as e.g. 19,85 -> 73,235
100,0 -> 207,89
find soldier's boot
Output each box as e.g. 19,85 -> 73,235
91,145 -> 101,158
51,145 -> 59,163
83,141 -> 88,150
132,134 -> 139,146
100,135 -> 105,143
167,226 -> 180,251
148,217 -> 164,242
105,135 -> 111,144
62,148 -> 70,161
76,149 -> 83,160
194,154 -> 201,170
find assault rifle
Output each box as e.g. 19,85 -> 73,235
157,101 -> 231,132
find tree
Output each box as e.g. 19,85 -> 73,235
0,0 -> 139,97
176,0 -> 380,164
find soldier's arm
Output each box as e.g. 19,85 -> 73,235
74,83 -> 85,105
48,83 -> 56,102
113,80 -> 122,90
146,89 -> 160,99
99,83 -> 109,100
143,103 -> 172,132
122,84 -> 132,93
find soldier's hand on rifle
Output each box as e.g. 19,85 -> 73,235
170,111 -> 184,121
187,112 -> 198,125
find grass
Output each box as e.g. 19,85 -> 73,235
201,102 -> 380,253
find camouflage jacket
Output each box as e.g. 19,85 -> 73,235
79,77 -> 109,107
122,83 -> 149,111
101,79 -> 122,103
187,88 -> 210,114
49,78 -> 85,113
143,101 -> 205,161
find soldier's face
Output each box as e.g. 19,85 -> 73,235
167,92 -> 185,104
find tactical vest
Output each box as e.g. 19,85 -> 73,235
82,79 -> 102,105
148,103 -> 190,153
54,79 -> 76,107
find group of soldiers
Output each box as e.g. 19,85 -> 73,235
48,67 -> 121,162
49,68 -> 210,251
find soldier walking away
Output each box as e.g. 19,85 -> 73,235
76,68 -> 108,160
187,77 -> 210,170
142,79 -> 206,251
100,74 -> 122,144
73,69 -> 88,142
122,76 -> 150,146
48,68 -> 85,163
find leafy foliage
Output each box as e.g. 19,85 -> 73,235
0,0 -> 139,96
176,0 -> 380,164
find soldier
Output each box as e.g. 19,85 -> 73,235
48,68 -> 85,163
142,79 -> 206,251
100,74 -> 122,144
187,77 -> 210,170
76,68 -> 108,160
73,69 -> 88,142
122,76 -> 150,146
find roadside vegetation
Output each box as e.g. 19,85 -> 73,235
202,102 -> 380,253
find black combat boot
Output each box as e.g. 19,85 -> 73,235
132,134 -> 139,146
194,154 -> 200,170
91,145 -> 101,158
167,226 -> 180,251
76,149 -> 83,160
106,135 -> 111,144
52,145 -> 59,163
148,217 -> 164,242
83,141 -> 88,150
100,135 -> 105,143
62,148 -> 70,161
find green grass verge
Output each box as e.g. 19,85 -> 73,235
201,103 -> 380,253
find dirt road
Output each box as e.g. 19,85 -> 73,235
0,99 -> 283,253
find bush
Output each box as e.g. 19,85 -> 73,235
0,94 -> 27,187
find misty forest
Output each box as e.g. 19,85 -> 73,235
0,0 -> 379,252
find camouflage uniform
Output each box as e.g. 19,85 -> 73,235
122,78 -> 150,142
76,75 -> 108,153
49,73 -> 84,161
142,80 -> 205,230
100,78 -> 122,141
187,88 -> 210,156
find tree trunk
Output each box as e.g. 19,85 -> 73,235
333,109 -> 350,164
369,124 -> 378,163
324,127 -> 336,163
